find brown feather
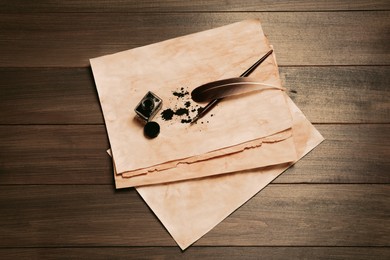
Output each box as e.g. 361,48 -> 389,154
191,77 -> 284,102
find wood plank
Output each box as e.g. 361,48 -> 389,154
1,0 -> 389,13
0,184 -> 388,247
0,125 -> 112,185
0,12 -> 388,67
1,0 -> 387,256
281,67 -> 390,124
1,67 -> 388,124
0,125 -> 388,185
0,247 -> 389,260
0,66 -> 238,123
274,124 -> 390,184
0,68 -> 103,124
206,184 -> 390,246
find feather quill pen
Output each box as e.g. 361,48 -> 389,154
191,77 -> 285,102
190,49 -> 278,124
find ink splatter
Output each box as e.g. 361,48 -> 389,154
181,118 -> 192,124
175,108 -> 189,116
161,107 -> 191,123
161,108 -> 174,121
160,86 -> 212,124
172,87 -> 189,98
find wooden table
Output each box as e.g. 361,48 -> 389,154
0,1 -> 389,259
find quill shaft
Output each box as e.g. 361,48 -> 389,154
240,49 -> 273,77
191,49 -> 273,124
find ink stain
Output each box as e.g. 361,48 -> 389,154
181,118 -> 192,124
175,108 -> 189,116
161,108 -> 174,121
161,107 -> 191,123
161,86 -> 212,125
172,88 -> 189,98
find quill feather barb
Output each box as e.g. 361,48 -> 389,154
191,77 -> 285,102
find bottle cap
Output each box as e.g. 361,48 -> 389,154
144,121 -> 160,138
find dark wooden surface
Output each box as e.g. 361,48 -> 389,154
0,1 -> 389,259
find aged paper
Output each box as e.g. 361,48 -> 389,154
136,95 -> 324,249
90,20 -> 292,175
90,19 -> 324,250
114,128 -> 296,188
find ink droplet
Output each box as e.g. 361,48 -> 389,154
161,86 -> 202,124
161,108 -> 174,121
172,89 -> 189,98
175,108 -> 189,116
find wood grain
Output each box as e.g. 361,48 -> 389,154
0,184 -> 388,247
0,125 -> 112,185
1,247 -> 389,260
0,68 -> 102,124
1,0 -> 389,12
0,0 -> 388,256
1,67 -> 388,124
0,12 -> 389,67
0,125 -> 388,185
275,124 -> 390,184
281,67 -> 390,124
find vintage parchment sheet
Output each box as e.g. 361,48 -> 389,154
90,19 -> 324,250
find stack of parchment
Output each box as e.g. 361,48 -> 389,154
90,19 -> 324,250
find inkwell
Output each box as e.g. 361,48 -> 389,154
134,91 -> 162,138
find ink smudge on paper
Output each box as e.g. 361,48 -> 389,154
161,108 -> 174,121
175,108 -> 189,116
161,86 -> 208,124
172,87 -> 189,98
